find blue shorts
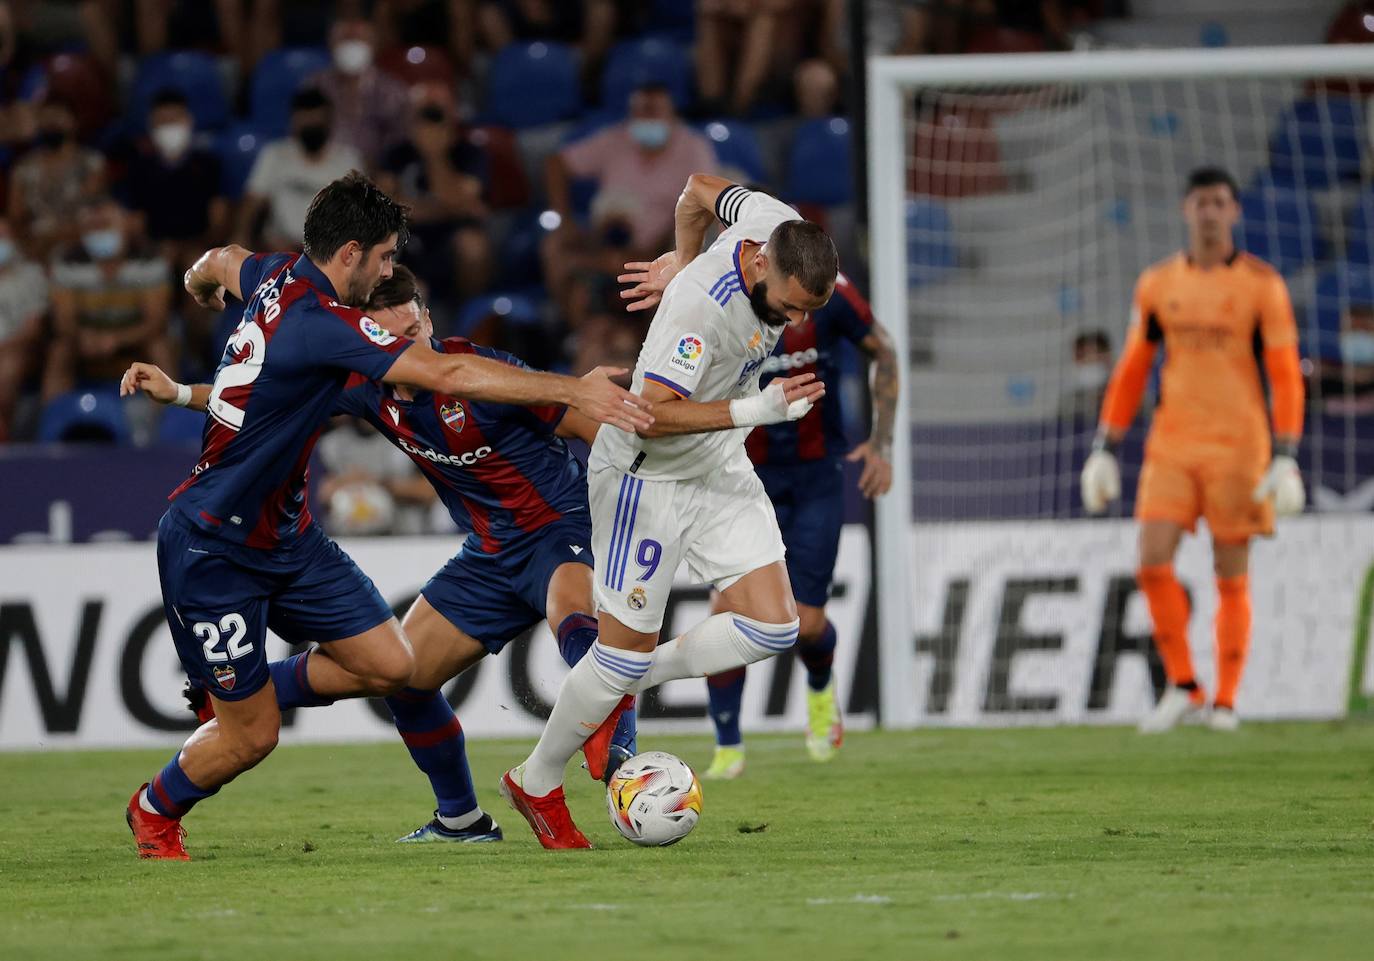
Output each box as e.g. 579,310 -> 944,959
756,459 -> 844,608
156,510 -> 395,701
421,514 -> 594,654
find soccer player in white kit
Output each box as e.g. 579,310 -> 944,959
500,174 -> 839,847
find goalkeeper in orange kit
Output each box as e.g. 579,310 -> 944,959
1080,167 -> 1306,733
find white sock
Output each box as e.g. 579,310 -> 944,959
437,807 -> 484,831
633,613 -> 799,692
138,788 -> 159,815
520,642 -> 652,797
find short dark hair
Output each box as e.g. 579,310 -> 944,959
302,172 -> 410,263
1185,166 -> 1239,200
291,86 -> 331,114
150,88 -> 189,111
366,263 -> 424,312
768,219 -> 838,296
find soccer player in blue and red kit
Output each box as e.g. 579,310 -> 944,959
120,173 -> 652,860
700,271 -> 899,778
129,264 -> 639,844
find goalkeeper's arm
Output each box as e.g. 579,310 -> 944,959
1081,330 -> 1157,513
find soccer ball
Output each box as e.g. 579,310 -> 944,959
606,751 -> 703,846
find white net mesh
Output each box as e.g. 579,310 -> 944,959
901,71 -> 1374,521
870,51 -> 1374,724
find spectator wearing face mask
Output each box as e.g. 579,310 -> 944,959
0,215 -> 50,441
1313,301 -> 1374,415
1061,329 -> 1113,420
312,16 -> 411,170
8,99 -> 106,262
42,197 -> 173,402
377,89 -> 491,302
234,87 -> 364,250
123,87 -> 231,375
543,83 -> 718,331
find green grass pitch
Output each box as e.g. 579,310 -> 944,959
3,723 -> 1373,961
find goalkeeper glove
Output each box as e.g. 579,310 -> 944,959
1080,438 -> 1121,515
1253,454 -> 1304,516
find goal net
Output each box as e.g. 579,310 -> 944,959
867,46 -> 1374,728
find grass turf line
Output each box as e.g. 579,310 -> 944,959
2,724 -> 1373,961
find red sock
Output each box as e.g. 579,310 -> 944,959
1137,564 -> 1204,704
1214,575 -> 1251,710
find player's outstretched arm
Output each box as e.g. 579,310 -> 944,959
637,374 -> 825,438
383,349 -> 653,434
847,321 -> 899,498
184,244 -> 254,311
119,362 -> 210,412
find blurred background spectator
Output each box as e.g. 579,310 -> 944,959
0,213 -> 48,440
1313,297 -> 1374,415
318,416 -> 439,536
8,99 -> 105,262
377,83 -> 491,304
43,196 -> 171,401
313,15 -> 410,169
1059,329 -> 1113,420
543,82 -> 717,342
235,86 -> 361,250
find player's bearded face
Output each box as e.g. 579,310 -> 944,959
749,281 -> 790,328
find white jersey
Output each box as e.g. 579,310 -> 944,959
590,185 -> 802,481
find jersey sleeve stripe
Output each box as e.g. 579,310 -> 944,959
715,184 -> 751,226
644,371 -> 692,398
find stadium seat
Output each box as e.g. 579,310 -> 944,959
157,406 -> 206,445
906,199 -> 958,286
1267,96 -> 1363,189
217,122 -> 265,199
1345,189 -> 1374,268
702,120 -> 767,184
38,389 -> 131,444
250,47 -> 331,139
1311,263 -> 1374,361
645,0 -> 696,42
482,42 -> 581,129
1238,183 -> 1327,274
599,38 -> 693,117
495,211 -> 553,290
786,117 -> 853,207
129,52 -> 229,132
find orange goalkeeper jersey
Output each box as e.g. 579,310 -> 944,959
1099,251 -> 1304,463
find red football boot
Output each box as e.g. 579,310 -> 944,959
581,694 -> 634,782
126,785 -> 190,860
499,769 -> 591,850
183,681 -> 215,724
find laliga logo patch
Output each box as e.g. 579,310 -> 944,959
670,333 -> 704,376
212,665 -> 237,691
627,587 -> 647,610
359,316 -> 397,346
748,331 -> 762,351
439,400 -> 466,432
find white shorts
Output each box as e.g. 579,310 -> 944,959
589,459 -> 786,634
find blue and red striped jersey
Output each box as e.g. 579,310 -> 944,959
332,337 -> 586,554
168,252 -> 413,548
746,272 -> 875,466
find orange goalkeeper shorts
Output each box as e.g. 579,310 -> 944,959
1135,454 -> 1273,542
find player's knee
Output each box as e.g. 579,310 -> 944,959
796,606 -> 827,643
367,647 -> 416,696
227,720 -> 280,767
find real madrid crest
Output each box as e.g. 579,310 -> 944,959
439,400 -> 466,433
628,586 -> 647,610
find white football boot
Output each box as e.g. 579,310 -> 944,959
1208,706 -> 1240,732
1138,685 -> 1204,734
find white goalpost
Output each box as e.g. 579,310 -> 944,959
867,45 -> 1374,729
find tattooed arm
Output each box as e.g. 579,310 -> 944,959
846,320 -> 899,498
